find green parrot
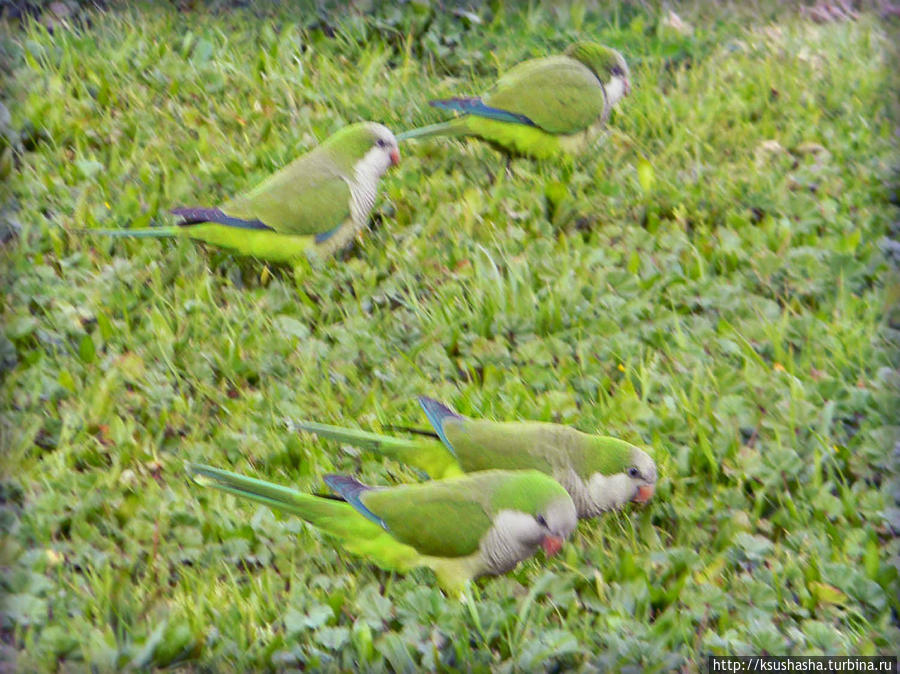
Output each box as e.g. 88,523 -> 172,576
396,43 -> 630,159
90,122 -> 400,264
297,396 -> 657,519
187,464 -> 576,596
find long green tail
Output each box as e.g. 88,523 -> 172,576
188,462 -> 348,521
86,226 -> 180,239
295,421 -> 462,479
396,120 -> 468,142
187,462 -> 424,573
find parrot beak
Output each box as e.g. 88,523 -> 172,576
633,484 -> 655,503
623,77 -> 631,96
390,148 -> 400,166
541,535 -> 563,556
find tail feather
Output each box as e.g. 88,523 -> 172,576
297,419 -> 463,479
382,425 -> 439,439
86,226 -> 180,239
84,205 -> 272,240
396,120 -> 468,142
296,421 -> 420,454
187,462 -> 384,542
188,463 -> 340,520
188,462 -> 423,574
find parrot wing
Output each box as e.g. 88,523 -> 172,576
417,396 -> 462,451
418,397 -> 557,475
329,475 -> 494,559
221,151 -> 353,238
483,56 -> 606,135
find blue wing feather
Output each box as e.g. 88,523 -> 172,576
314,221 -> 345,244
430,97 -> 537,127
171,207 -> 274,231
417,397 -> 462,456
323,475 -> 388,530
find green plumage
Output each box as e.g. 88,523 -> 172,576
398,42 -> 630,159
298,414 -> 636,480
88,122 -> 399,265
298,397 -> 657,519
221,135 -> 352,237
187,463 -> 572,594
484,56 -> 607,135
443,420 -> 630,475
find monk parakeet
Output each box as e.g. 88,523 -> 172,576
187,464 -> 576,595
297,396 -> 657,519
90,122 -> 399,264
396,43 -> 630,159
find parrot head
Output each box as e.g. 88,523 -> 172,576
490,472 -> 577,569
623,447 -> 657,504
566,42 -> 631,106
584,439 -> 658,515
323,121 -> 400,177
497,494 -> 577,562
533,494 -> 578,556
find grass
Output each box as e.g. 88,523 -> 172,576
1,0 -> 898,670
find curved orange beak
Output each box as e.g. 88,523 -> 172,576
633,484 -> 655,503
624,78 -> 631,96
541,535 -> 563,556
390,148 -> 400,166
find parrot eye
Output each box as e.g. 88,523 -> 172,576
611,66 -> 624,77
376,138 -> 387,148
627,467 -> 640,479
535,514 -> 548,528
